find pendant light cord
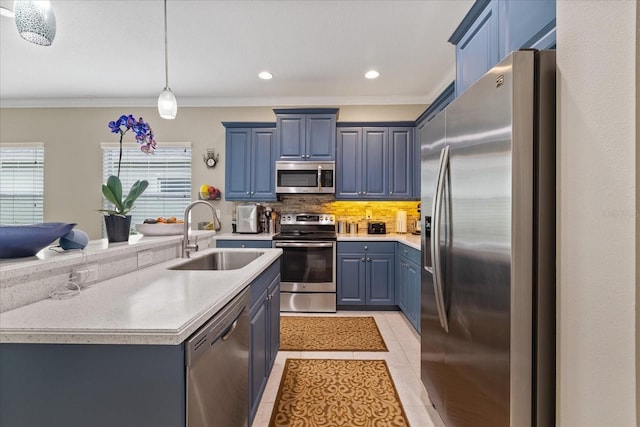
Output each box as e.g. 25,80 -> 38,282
163,0 -> 169,90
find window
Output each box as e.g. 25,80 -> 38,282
101,142 -> 192,232
0,143 -> 44,224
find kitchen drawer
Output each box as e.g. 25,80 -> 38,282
337,241 -> 395,254
216,239 -> 273,249
397,243 -> 420,265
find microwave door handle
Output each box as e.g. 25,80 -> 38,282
317,165 -> 322,191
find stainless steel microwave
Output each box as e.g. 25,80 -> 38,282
275,161 -> 335,194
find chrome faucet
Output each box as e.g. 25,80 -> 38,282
182,200 -> 221,258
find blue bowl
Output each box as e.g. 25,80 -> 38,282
0,222 -> 77,258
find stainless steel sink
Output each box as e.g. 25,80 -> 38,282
169,251 -> 264,271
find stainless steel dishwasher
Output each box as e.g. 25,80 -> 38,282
186,287 -> 250,427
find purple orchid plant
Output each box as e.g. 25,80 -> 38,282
101,115 -> 156,217
108,114 -> 157,177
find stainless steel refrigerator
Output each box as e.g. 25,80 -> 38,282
420,50 -> 556,427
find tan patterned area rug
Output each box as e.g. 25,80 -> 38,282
270,359 -> 410,427
280,316 -> 388,351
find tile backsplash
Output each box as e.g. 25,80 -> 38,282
235,195 -> 421,233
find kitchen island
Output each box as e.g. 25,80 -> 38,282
0,239 -> 282,427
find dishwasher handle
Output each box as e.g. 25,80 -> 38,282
221,319 -> 238,341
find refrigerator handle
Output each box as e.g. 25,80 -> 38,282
430,145 -> 450,333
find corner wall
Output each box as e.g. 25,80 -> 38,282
557,1 -> 637,425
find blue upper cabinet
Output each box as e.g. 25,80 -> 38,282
388,127 -> 414,199
414,83 -> 455,198
274,108 -> 338,161
449,0 -> 500,97
223,123 -> 277,201
499,0 -> 556,54
449,0 -> 556,97
336,126 -> 387,200
336,123 -> 416,200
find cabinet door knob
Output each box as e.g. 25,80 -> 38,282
364,245 -> 368,250
361,258 -> 365,262
367,258 -> 371,262
246,191 -> 250,195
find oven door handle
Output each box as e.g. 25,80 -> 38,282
274,242 -> 334,248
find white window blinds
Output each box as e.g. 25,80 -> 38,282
0,143 -> 44,224
101,143 -> 192,230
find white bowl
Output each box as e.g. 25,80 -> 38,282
135,223 -> 184,236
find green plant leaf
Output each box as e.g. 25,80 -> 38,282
106,175 -> 122,202
122,180 -> 149,211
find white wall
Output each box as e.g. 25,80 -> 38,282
0,105 -> 424,239
557,1 -> 637,426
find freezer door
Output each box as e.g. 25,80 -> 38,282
419,110 -> 449,417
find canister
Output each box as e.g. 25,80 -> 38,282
337,220 -> 346,234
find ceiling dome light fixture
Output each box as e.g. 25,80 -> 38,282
158,0 -> 177,120
258,71 -> 273,80
365,70 -> 380,79
14,1 -> 56,46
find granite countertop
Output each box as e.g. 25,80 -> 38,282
0,247 -> 282,346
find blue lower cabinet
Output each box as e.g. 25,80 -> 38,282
249,262 -> 280,424
337,242 -> 395,307
216,239 -> 273,249
396,243 -> 421,332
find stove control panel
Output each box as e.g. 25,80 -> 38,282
280,213 -> 335,225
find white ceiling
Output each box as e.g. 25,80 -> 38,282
0,0 -> 473,108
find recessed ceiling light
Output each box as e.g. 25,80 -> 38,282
258,71 -> 273,80
0,6 -> 15,18
365,70 -> 380,79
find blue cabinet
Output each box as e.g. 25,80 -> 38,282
274,108 -> 337,161
450,0 -> 500,97
389,127 -> 414,199
336,123 -> 416,200
396,243 -> 421,332
223,123 -> 277,201
216,239 -> 273,249
449,0 -> 556,96
499,0 -> 556,54
337,241 -> 395,307
414,82 -> 456,198
249,260 -> 280,424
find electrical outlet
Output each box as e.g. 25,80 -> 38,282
137,250 -> 153,268
365,209 -> 372,220
72,264 -> 98,285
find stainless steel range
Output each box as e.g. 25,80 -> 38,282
272,213 -> 336,312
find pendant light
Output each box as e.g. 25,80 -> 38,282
158,0 -> 177,119
14,1 -> 56,46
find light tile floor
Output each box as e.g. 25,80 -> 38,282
252,311 -> 445,427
